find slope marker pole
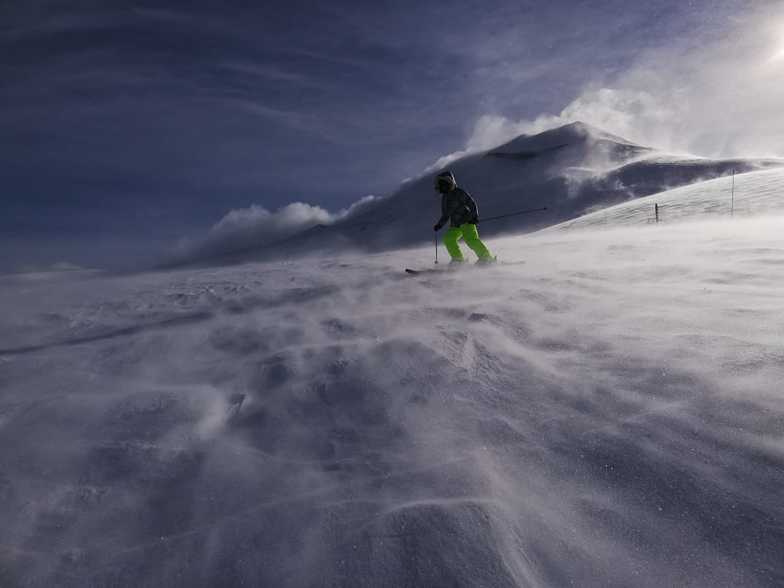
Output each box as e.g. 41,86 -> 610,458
731,168 -> 735,217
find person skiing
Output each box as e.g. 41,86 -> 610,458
433,170 -> 495,264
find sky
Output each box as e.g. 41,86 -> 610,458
1,0 -> 780,272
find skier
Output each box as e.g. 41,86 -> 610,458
433,170 -> 495,264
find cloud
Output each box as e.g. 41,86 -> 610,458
429,3 -> 784,168
170,195 -> 381,265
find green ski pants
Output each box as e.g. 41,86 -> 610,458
443,223 -> 493,261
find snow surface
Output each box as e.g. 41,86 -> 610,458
2,212 -> 784,586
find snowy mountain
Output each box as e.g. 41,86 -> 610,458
183,122 -> 783,267
329,122 -> 780,248
2,201 -> 784,585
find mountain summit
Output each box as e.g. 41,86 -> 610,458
488,121 -> 647,158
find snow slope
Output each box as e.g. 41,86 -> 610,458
183,122 -> 783,267
550,166 -> 784,231
2,213 -> 784,586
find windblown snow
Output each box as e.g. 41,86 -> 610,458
2,201 -> 784,585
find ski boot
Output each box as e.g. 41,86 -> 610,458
475,255 -> 498,266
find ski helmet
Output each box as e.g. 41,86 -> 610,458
434,170 -> 457,193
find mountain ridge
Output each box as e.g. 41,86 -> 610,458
166,122 -> 784,268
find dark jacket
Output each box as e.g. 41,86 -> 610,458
437,187 -> 479,229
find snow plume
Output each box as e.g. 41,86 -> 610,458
426,115 -> 539,171
170,195 -> 379,265
207,202 -> 332,245
433,3 -> 784,166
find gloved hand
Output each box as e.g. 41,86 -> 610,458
433,223 -> 442,231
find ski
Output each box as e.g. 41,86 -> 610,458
405,267 -> 448,275
405,260 -> 524,275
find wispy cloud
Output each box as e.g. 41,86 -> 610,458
219,62 -> 317,86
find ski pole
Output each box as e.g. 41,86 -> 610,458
434,232 -> 438,265
480,207 -> 548,224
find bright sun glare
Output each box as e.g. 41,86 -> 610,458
772,28 -> 784,61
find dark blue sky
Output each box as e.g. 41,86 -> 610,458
1,0 -> 751,271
